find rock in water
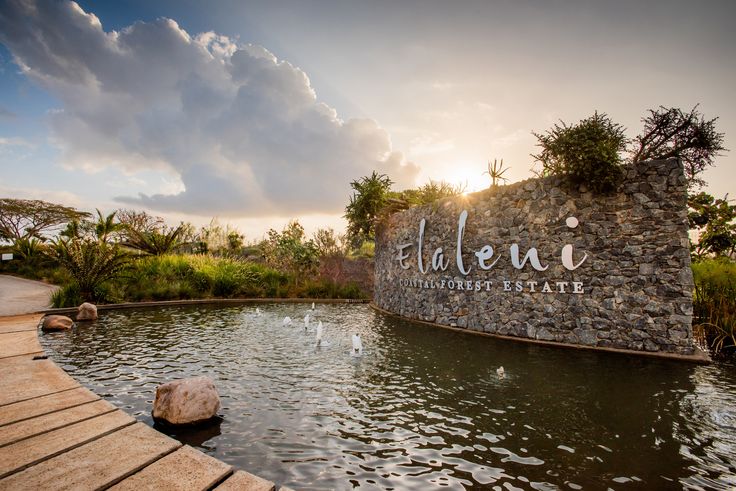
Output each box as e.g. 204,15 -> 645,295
76,302 -> 98,321
42,315 -> 74,331
152,376 -> 221,425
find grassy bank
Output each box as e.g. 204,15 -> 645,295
692,258 -> 736,354
47,253 -> 366,307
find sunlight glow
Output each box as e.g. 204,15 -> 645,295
433,163 -> 489,195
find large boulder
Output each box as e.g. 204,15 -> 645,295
76,302 -> 98,321
152,376 -> 221,425
42,315 -> 74,331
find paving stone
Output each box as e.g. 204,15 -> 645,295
0,387 -> 99,427
0,314 -> 41,334
0,422 -> 181,490
0,410 -> 134,478
110,445 -> 231,491
0,399 -> 117,447
0,330 -> 43,359
215,470 -> 276,491
0,356 -> 79,407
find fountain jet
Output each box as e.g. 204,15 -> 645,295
316,321 -> 324,346
351,334 -> 363,356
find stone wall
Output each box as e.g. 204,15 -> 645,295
374,159 -> 695,355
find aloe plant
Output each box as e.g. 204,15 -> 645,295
483,158 -> 510,187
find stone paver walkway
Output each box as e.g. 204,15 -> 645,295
0,275 -> 58,317
0,314 -> 279,490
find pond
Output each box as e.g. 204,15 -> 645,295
40,304 -> 736,490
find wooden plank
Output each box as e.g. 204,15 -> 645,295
0,387 -> 99,427
0,330 -> 43,359
0,410 -> 134,479
0,314 -> 41,334
215,470 -> 276,491
0,422 -> 181,490
0,356 -> 79,407
0,399 -> 116,447
109,445 -> 231,491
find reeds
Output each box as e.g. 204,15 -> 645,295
692,258 -> 736,354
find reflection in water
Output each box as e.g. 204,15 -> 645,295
40,304 -> 736,490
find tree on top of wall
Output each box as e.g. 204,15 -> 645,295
630,105 -> 726,191
532,112 -> 628,194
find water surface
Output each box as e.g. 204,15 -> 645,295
40,304 -> 736,489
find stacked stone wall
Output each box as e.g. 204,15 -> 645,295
374,159 -> 695,355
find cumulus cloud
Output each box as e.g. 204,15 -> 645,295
0,0 -> 418,216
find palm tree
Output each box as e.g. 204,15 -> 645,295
50,238 -> 130,301
123,223 -> 187,255
95,209 -> 122,244
483,159 -> 510,187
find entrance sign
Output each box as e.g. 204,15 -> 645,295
374,159 -> 696,356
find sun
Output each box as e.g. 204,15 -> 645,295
435,163 -> 489,195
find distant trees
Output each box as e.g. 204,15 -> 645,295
0,198 -> 90,242
688,192 -> 736,258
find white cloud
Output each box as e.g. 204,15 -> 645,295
0,0 -> 419,217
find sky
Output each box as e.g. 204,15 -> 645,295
0,0 -> 734,240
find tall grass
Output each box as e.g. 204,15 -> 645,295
692,258 -> 736,354
50,254 -> 367,307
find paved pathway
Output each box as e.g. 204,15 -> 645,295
0,315 -> 280,490
0,275 -> 59,316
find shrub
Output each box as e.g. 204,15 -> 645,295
50,239 -> 130,301
532,112 -> 627,194
51,283 -> 83,308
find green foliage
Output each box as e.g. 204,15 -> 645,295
12,237 -> 45,261
94,209 -> 122,243
51,283 -> 83,308
123,223 -> 187,256
197,218 -> 245,256
312,228 -> 347,257
0,198 -> 90,242
692,259 -> 736,354
532,112 -> 627,194
111,254 -> 367,301
344,172 -> 393,248
261,221 -> 319,282
689,192 -> 736,258
49,239 -> 131,301
631,105 -> 727,190
395,180 -> 465,207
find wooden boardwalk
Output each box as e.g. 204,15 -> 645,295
0,314 -> 279,490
